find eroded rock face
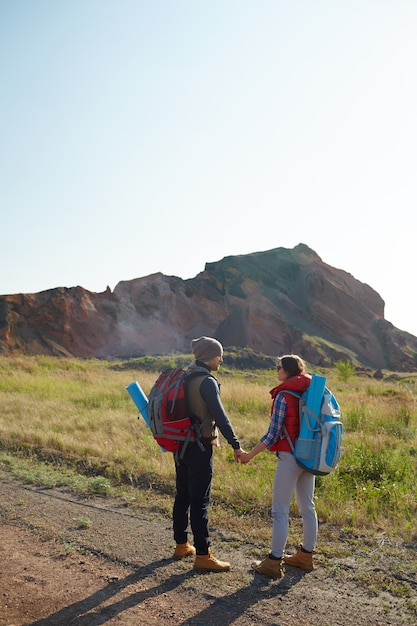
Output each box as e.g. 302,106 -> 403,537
1,244 -> 416,370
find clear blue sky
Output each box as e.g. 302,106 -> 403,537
2,1 -> 417,336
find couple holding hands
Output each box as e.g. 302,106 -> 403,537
172,336 -> 317,578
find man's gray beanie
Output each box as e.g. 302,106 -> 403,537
191,336 -> 223,362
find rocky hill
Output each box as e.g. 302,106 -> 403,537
1,244 -> 417,371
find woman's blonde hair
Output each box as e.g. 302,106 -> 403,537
276,354 -> 306,377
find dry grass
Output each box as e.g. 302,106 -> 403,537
0,355 -> 416,542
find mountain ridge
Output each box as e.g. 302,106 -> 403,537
1,243 -> 416,371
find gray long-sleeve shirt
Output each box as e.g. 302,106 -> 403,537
195,361 -> 240,450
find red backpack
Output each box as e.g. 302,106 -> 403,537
147,368 -> 209,458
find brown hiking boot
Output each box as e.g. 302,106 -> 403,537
283,547 -> 314,571
173,541 -> 196,559
252,555 -> 283,579
193,548 -> 230,572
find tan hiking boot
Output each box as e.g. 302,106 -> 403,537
193,548 -> 230,572
173,541 -> 196,559
283,547 -> 314,571
252,555 -> 283,579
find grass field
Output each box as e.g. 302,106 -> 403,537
0,354 -> 416,543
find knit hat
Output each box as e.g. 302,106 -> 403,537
191,336 -> 223,362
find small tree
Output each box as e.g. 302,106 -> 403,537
334,359 -> 356,382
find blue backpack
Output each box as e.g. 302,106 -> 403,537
282,373 -> 343,476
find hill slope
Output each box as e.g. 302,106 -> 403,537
1,243 -> 416,370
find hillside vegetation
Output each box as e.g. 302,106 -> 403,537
0,354 -> 416,544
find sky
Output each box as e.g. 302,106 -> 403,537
1,0 -> 417,336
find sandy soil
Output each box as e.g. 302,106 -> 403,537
0,470 -> 416,626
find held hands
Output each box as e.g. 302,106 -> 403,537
233,448 -> 252,464
233,447 -> 245,463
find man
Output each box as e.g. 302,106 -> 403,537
172,336 -> 244,572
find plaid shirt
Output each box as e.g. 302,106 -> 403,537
260,393 -> 287,448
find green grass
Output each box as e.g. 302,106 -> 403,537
0,354 -> 416,543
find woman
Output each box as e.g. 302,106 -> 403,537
239,354 -> 318,578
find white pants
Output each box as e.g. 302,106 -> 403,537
270,451 -> 318,558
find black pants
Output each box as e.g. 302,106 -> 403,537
172,442 -> 213,555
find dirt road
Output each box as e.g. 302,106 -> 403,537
0,471 -> 416,625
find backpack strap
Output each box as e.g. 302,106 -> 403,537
174,370 -> 210,463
